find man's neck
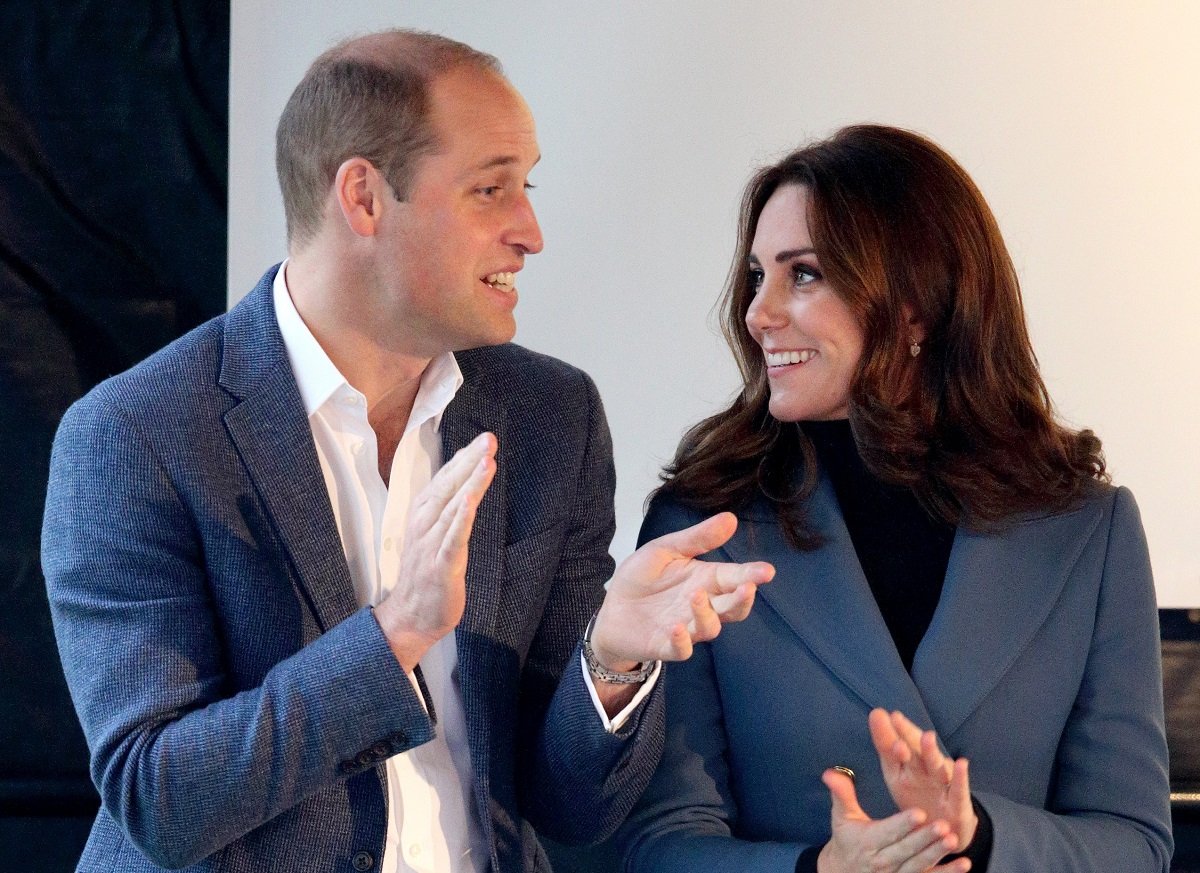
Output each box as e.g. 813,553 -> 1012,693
284,256 -> 433,484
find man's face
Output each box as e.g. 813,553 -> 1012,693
378,67 -> 543,356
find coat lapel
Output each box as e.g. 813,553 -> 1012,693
725,474 -> 935,726
912,497 -> 1105,739
439,356 -> 507,838
219,269 -> 357,633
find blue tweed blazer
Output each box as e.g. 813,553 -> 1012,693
620,475 -> 1172,872
42,266 -> 664,872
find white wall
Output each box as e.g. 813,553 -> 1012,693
230,1 -> 1200,606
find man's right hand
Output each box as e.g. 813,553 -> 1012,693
373,432 -> 497,671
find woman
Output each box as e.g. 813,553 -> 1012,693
619,125 -> 1171,872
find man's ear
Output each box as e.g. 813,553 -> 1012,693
333,157 -> 386,238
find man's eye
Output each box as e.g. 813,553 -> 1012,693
476,186 -> 501,197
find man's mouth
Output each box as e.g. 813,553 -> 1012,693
483,271 -> 516,292
765,349 -> 816,367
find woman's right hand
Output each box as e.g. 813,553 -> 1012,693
817,768 -> 972,873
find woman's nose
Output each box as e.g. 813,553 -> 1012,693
746,284 -> 787,335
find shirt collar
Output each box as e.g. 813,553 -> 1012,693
273,260 -> 463,427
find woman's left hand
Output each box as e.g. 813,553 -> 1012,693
869,708 -> 978,849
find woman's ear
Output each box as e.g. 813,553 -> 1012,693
901,305 -> 926,358
902,304 -> 926,345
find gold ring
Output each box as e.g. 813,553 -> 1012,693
831,765 -> 855,782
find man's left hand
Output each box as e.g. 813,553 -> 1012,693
589,512 -> 774,673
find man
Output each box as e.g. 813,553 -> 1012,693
41,30 -> 772,873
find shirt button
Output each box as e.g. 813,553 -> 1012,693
383,537 -> 393,552
351,442 -> 364,456
409,843 -> 422,858
351,850 -> 374,870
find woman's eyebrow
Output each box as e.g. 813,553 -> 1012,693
772,247 -> 817,262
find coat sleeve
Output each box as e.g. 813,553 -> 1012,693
977,486 -> 1173,872
616,496 -> 811,872
515,370 -> 667,845
41,394 -> 434,869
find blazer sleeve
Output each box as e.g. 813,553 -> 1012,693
976,486 -> 1173,872
617,496 -> 811,872
514,369 -> 667,845
41,394 -> 434,869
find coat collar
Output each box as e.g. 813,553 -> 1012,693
913,497 -> 1104,737
723,473 -> 1105,740
219,266 -> 359,633
439,350 -> 509,862
439,352 -> 508,736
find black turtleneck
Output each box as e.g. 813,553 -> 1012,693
803,418 -> 954,672
793,419 -> 993,873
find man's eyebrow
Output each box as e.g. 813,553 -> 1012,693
747,247 -> 817,265
475,153 -> 542,172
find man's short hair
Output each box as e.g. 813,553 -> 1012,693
275,29 -> 501,248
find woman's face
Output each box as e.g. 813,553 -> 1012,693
744,184 -> 864,422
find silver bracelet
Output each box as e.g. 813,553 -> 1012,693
582,613 -> 657,685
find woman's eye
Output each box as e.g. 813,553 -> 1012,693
748,268 -> 764,290
792,264 -> 821,287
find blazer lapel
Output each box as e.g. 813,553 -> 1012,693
219,270 -> 357,633
912,498 -> 1105,739
440,360 -> 507,814
727,475 -> 934,725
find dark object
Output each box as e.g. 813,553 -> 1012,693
0,2 -> 229,870
1162,608 -> 1200,872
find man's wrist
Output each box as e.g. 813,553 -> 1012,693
582,613 -> 657,684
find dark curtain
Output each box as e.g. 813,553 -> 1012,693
0,2 -> 228,869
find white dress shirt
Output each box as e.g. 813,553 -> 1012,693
272,262 -> 656,873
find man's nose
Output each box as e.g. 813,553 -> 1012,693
508,195 -> 543,254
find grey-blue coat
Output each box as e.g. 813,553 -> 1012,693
621,474 -> 1171,872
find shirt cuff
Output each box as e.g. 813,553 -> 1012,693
580,651 -> 662,732
406,668 -> 430,716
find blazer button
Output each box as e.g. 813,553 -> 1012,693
370,741 -> 390,759
351,850 -> 374,870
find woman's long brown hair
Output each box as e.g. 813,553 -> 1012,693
659,125 -> 1106,547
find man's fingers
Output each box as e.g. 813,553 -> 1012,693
653,512 -> 738,559
891,823 -> 960,873
705,559 -> 775,594
419,432 -> 497,510
687,589 -> 722,642
707,583 -> 757,623
436,455 -> 496,563
420,435 -> 496,537
666,623 -> 693,660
